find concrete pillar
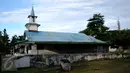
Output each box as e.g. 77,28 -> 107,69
24,45 -> 27,54
28,44 -> 37,55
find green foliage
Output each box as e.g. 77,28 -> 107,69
80,13 -> 130,48
110,30 -> 130,45
97,29 -> 130,46
80,13 -> 109,37
10,35 -> 24,46
10,35 -> 25,53
0,29 -> 10,54
0,28 -> 25,54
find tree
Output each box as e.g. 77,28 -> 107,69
80,13 -> 130,50
0,28 -> 25,54
10,35 -> 25,46
110,30 -> 130,46
80,13 -> 109,37
0,29 -> 10,54
10,35 -> 25,54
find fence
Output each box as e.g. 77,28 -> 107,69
1,53 -> 130,70
30,53 -> 130,66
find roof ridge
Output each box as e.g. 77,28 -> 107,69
25,30 -> 85,34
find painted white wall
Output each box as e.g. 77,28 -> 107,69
14,56 -> 30,68
28,25 -> 38,31
29,17 -> 36,23
28,45 -> 57,55
109,46 -> 117,52
28,50 -> 37,55
29,17 -> 33,23
28,44 -> 37,55
38,50 -> 57,54
28,50 -> 57,55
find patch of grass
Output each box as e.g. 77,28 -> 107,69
65,58 -> 130,73
2,58 -> 130,73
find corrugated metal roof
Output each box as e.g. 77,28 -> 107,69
24,31 -> 105,44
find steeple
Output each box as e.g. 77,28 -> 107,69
28,6 -> 37,23
25,6 -> 40,31
31,6 -> 35,16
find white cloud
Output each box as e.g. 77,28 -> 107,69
0,0 -> 105,24
33,0 -> 104,5
2,0 -> 130,37
0,8 -> 30,23
7,29 -> 24,39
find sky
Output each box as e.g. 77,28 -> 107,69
0,0 -> 130,38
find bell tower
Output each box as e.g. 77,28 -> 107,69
25,6 -> 40,31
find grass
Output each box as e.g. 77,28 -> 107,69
2,58 -> 130,73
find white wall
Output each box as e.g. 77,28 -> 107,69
28,50 -> 57,55
29,17 -> 33,23
28,44 -> 37,55
28,25 -> 38,31
15,56 -> 30,68
109,46 -> 117,52
29,17 -> 36,23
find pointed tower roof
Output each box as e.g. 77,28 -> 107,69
28,6 -> 37,18
31,6 -> 35,16
25,6 -> 40,31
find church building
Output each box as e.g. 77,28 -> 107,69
15,7 -> 108,55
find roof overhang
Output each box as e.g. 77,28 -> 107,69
33,41 -> 107,45
25,23 -> 40,27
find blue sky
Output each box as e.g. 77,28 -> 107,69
0,0 -> 130,38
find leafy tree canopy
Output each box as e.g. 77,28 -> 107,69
102,30 -> 130,46
79,13 -> 130,48
10,35 -> 25,47
0,29 -> 25,54
80,13 -> 109,37
0,29 -> 10,54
